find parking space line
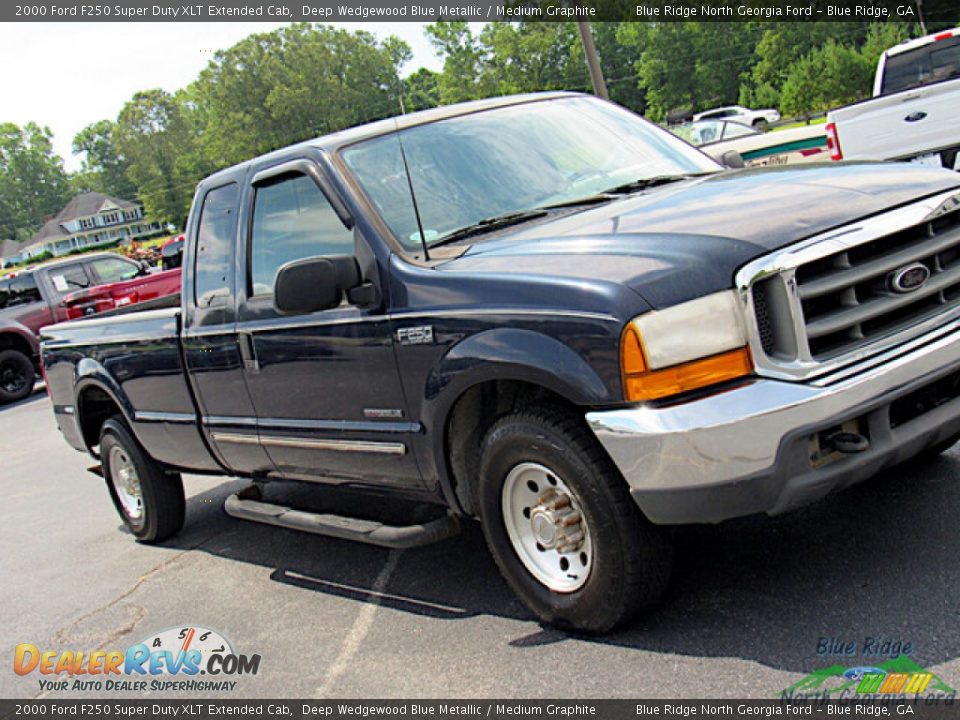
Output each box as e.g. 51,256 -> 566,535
314,549 -> 403,698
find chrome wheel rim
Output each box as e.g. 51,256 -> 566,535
109,445 -> 144,523
501,462 -> 593,593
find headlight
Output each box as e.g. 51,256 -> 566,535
620,290 -> 752,402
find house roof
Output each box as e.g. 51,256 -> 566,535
30,192 -> 139,246
0,239 -> 21,259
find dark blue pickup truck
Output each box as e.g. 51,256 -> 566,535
42,93 -> 960,631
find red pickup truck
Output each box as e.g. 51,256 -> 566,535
0,252 -> 171,404
63,266 -> 181,319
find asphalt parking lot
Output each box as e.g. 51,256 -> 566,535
3,385 -> 960,700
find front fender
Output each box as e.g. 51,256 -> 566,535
421,328 -> 619,510
426,328 -> 612,409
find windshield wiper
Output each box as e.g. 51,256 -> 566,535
428,210 -> 549,249
601,172 -> 714,196
536,194 -> 617,210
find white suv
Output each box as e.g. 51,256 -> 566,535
692,105 -> 781,131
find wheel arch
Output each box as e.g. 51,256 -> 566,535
423,328 -> 618,517
74,366 -> 137,456
0,327 -> 39,363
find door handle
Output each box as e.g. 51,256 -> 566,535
238,332 -> 260,373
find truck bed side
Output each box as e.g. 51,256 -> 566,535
41,307 -> 220,473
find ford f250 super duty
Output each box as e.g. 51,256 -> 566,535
42,93 -> 960,632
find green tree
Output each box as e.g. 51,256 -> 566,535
780,40 -> 873,116
479,22 -> 587,95
114,89 -> 203,226
0,122 -> 71,242
425,21 -> 497,103
403,68 -> 441,111
598,22 -> 647,112
624,22 -> 761,121
72,119 -> 138,201
740,22 -> 877,112
190,23 -> 410,169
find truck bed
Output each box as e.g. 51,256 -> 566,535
41,307 -> 216,472
829,77 -> 960,165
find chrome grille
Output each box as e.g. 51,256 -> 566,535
738,190 -> 960,381
796,211 -> 960,359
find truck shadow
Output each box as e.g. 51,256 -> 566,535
168,450 -> 960,675
0,383 -> 46,412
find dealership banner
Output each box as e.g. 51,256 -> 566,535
3,0 -> 960,22
4,700 -> 960,718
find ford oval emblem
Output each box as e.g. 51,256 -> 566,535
888,262 -> 931,294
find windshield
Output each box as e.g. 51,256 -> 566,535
881,37 -> 960,95
341,96 -> 719,251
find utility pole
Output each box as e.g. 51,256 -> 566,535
577,21 -> 608,100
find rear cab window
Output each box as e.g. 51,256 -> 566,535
194,183 -> 239,309
881,37 -> 960,95
46,263 -> 92,297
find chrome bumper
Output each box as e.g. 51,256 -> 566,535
586,322 -> 960,524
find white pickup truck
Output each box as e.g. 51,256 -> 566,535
826,27 -> 960,170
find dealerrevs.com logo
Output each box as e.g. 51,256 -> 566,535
14,625 -> 261,693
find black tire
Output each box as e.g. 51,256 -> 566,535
100,416 -> 185,543
0,349 -> 35,404
752,118 -> 769,132
477,407 -> 673,633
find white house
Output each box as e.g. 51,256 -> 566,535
8,192 -> 163,264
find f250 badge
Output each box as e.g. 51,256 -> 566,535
396,325 -> 434,345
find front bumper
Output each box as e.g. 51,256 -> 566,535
586,322 -> 960,524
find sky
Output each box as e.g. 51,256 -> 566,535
0,22 -> 446,172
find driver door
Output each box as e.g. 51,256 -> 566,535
236,160 -> 423,490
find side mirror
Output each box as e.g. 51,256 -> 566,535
720,150 -> 745,169
273,255 -> 361,316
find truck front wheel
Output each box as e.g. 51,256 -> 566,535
477,408 -> 672,633
100,417 -> 185,543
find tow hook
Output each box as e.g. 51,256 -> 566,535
825,431 -> 870,454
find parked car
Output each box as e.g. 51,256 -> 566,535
826,27 -> 960,169
692,104 -> 781,131
41,93 -> 960,632
674,120 -> 828,167
0,253 -> 158,404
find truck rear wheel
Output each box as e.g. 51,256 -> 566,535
477,407 -> 672,633
0,349 -> 35,404
100,416 -> 185,543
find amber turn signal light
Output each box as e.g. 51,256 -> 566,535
620,325 -> 752,402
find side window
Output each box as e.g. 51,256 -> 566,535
249,173 -> 353,297
194,183 -> 239,308
48,264 -> 93,295
90,257 -> 139,283
8,274 -> 42,306
0,279 -> 10,309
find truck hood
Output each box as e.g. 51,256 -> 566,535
437,163 -> 960,308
